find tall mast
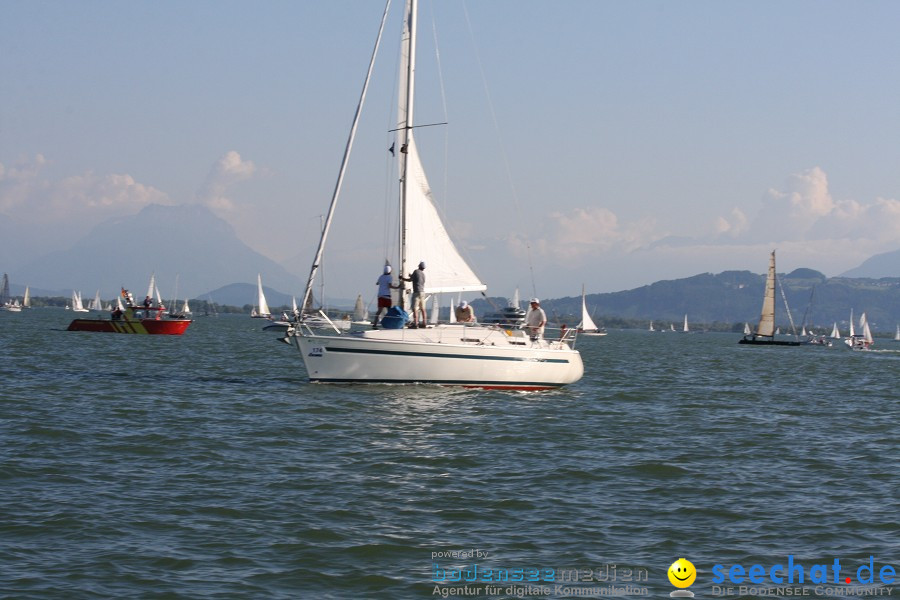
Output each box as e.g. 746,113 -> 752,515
398,0 -> 417,307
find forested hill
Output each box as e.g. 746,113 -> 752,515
503,270 -> 900,333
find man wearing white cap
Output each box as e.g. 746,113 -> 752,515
373,264 -> 398,329
525,298 -> 546,340
455,300 -> 476,323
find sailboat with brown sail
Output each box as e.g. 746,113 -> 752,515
739,250 -> 800,346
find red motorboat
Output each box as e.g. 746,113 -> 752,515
67,288 -> 191,335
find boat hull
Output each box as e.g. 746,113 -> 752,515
67,317 -> 191,335
738,337 -> 800,346
291,325 -> 583,390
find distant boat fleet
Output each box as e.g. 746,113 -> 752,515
3,268 -> 898,352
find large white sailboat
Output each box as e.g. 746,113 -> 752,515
577,285 -> 606,336
286,0 -> 583,389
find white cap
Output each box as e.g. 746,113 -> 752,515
530,298 -> 540,304
458,301 -> 467,308
384,265 -> 392,274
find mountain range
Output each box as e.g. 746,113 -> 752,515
8,204 -> 304,300
4,203 -> 899,327
535,269 -> 900,332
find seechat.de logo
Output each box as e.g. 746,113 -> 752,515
668,558 -> 697,597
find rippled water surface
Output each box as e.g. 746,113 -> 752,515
1,310 -> 898,599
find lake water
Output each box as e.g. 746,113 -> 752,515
1,309 -> 897,599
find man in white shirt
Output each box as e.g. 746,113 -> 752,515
525,298 -> 546,340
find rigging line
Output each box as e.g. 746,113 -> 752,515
300,0 -> 392,315
461,0 -> 538,299
776,272 -> 798,338
429,1 -> 451,228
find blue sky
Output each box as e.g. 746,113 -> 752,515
3,0 -> 900,300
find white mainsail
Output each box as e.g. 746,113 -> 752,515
578,285 -> 598,331
256,274 -> 271,317
23,286 -> 31,308
830,322 -> 840,339
395,4 -> 484,295
89,290 -> 102,311
860,312 -> 873,345
683,314 -> 689,333
895,324 -> 900,342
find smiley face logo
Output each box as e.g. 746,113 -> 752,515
668,558 -> 696,588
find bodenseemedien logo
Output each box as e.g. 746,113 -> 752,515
668,558 -> 697,597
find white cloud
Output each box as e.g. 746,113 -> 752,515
0,154 -> 170,222
195,151 -> 257,212
713,166 -> 900,248
512,206 -> 660,262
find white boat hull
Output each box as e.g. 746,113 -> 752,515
291,324 -> 583,390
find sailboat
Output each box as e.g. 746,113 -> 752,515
251,273 -> 271,318
0,274 -> 22,312
353,294 -> 370,325
72,290 -> 89,312
830,322 -> 841,339
649,321 -> 656,332
89,290 -> 103,311
844,310 -> 874,350
284,0 -> 583,389
577,285 -> 606,336
894,324 -> 900,342
739,250 -> 800,346
682,314 -> 689,333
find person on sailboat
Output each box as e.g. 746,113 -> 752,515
404,261 -> 428,328
525,298 -> 547,340
373,264 -> 399,329
455,301 -> 476,323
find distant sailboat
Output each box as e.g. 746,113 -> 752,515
649,321 -> 655,332
682,314 -> 689,333
577,284 -> 606,336
830,322 -> 841,339
844,310 -> 874,351
743,322 -> 751,335
251,273 -> 271,318
739,250 -> 799,346
89,290 -> 103,311
72,290 -> 89,312
22,286 -> 31,309
0,274 -> 23,312
894,324 -> 900,342
354,294 -> 370,324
